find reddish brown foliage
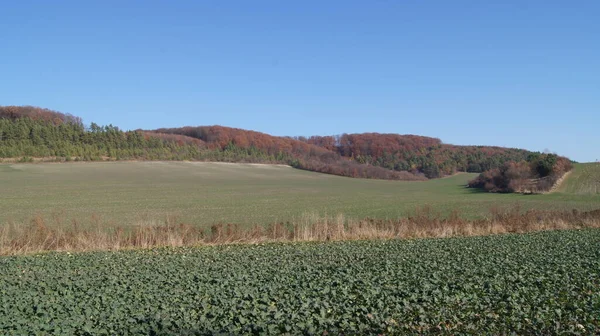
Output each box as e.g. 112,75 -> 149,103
140,131 -> 206,147
154,126 -> 333,157
297,133 -> 533,177
294,157 -> 427,181
336,133 -> 442,158
3,105 -> 561,183
150,126 -> 427,180
469,156 -> 573,193
468,161 -> 533,192
0,106 -> 82,126
305,135 -> 338,151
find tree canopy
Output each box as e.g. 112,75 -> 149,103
1,105 -> 566,186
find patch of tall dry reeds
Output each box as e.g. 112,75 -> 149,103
1,206 -> 599,255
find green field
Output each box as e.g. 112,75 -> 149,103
1,229 -> 598,334
1,162 -> 599,226
556,163 -> 600,195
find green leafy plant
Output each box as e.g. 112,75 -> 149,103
1,230 -> 598,334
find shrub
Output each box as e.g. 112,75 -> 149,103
469,155 -> 573,193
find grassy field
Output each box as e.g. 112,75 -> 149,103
1,229 -> 598,334
2,162 -> 599,334
556,162 -> 600,195
1,161 -> 599,227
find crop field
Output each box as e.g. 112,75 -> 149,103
556,163 -> 600,195
1,229 -> 598,334
1,162 -> 599,227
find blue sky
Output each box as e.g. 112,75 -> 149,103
1,1 -> 598,162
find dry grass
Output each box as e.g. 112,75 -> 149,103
1,206 -> 599,255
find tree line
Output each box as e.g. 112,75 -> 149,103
152,126 -> 426,180
1,105 -> 570,186
293,134 -> 533,178
0,106 -> 424,180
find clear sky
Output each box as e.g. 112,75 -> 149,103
1,1 -> 598,162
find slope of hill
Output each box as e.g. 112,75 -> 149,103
1,105 -> 558,182
150,126 -> 537,178
2,161 -> 600,227
0,108 -> 204,161
151,126 -> 425,180
555,163 -> 600,195
0,105 -> 82,125
297,133 -> 532,177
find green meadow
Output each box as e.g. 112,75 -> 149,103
1,162 -> 598,227
556,163 -> 600,195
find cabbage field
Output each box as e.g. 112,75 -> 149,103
1,229 -> 599,335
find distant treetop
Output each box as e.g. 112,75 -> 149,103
0,106 -> 82,126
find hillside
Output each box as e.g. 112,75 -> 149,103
151,126 -> 425,180
555,163 -> 600,195
150,126 -> 535,178
1,105 -> 554,181
296,133 -> 532,177
0,106 -> 212,161
2,162 -> 599,227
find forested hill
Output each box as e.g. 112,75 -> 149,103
1,105 -> 548,181
153,127 -> 532,178
295,134 -> 532,177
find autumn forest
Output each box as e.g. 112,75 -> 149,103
0,106 -> 572,192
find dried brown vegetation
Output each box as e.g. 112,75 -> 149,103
468,154 -> 574,193
1,206 -> 599,255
